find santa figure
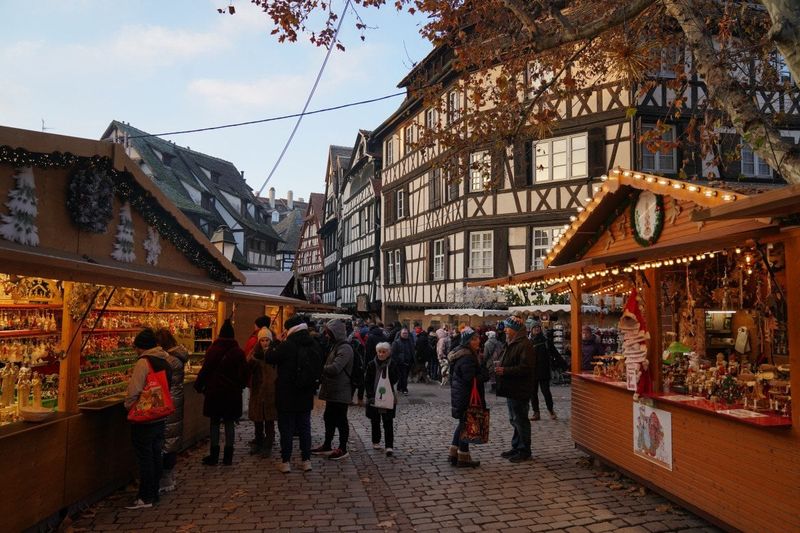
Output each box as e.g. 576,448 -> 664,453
618,286 -> 652,398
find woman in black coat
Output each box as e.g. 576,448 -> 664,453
448,327 -> 487,468
194,319 -> 246,466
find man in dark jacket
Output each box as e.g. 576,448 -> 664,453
265,315 -> 323,473
413,329 -> 433,383
495,315 -> 536,463
529,323 -> 557,421
365,323 -> 387,365
391,328 -> 415,394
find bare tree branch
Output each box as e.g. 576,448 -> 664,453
761,0 -> 800,86
502,0 -> 542,37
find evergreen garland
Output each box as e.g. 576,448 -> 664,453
66,166 -> 114,233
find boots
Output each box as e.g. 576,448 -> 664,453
448,445 -> 459,466
457,451 -> 480,468
222,446 -> 234,466
202,446 -> 220,466
530,411 -> 541,421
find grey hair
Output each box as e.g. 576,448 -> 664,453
376,342 -> 391,353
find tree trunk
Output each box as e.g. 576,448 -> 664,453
762,0 -> 800,86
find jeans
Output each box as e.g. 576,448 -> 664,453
531,379 -> 554,413
130,421 -> 165,504
506,398 -> 531,456
398,364 -> 410,392
451,419 -> 469,452
210,417 -> 235,448
278,411 -> 312,462
323,401 -> 350,452
254,420 -> 275,449
370,413 -> 394,448
162,451 -> 177,472
428,358 -> 440,380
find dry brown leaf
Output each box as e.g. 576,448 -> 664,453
638,487 -> 647,496
655,504 -> 672,513
608,482 -> 624,490
378,520 -> 396,528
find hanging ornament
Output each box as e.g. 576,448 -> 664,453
67,166 -> 114,233
144,226 -> 161,266
111,202 -> 136,263
0,167 -> 39,246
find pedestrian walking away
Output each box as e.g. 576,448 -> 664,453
313,319 -> 354,461
495,315 -> 535,463
391,328 -> 415,394
365,342 -> 399,456
529,322 -> 557,421
448,327 -> 488,468
154,328 -> 188,494
247,327 -> 278,457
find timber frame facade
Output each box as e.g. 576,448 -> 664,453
320,146 -> 351,306
295,193 -> 325,303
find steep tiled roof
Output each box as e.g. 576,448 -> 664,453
307,192 -> 325,223
274,209 -> 303,253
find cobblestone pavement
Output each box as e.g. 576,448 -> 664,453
72,383 -> 721,532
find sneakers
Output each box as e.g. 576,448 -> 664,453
500,449 -> 517,459
311,445 -> 333,456
372,443 -> 382,450
549,410 -> 558,420
277,461 -> 291,473
328,448 -> 350,461
509,453 -> 533,463
385,448 -> 393,457
125,498 -> 152,510
301,460 -> 313,472
530,412 -> 541,421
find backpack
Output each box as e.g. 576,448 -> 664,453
294,342 -> 323,389
348,339 -> 365,388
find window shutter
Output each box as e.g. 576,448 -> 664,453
383,251 -> 390,284
525,226 -> 533,270
493,228 -> 509,278
428,173 -> 435,209
513,138 -> 529,187
443,236 -> 450,281
717,133 -> 741,180
464,231 -> 471,278
403,184 -> 410,217
385,190 -> 395,225
399,247 -> 407,284
588,127 -> 606,178
491,146 -> 504,189
428,240 -> 434,282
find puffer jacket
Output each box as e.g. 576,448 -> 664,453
318,319 -> 354,404
449,346 -> 487,419
391,336 -> 415,367
496,335 -> 536,401
265,328 -> 322,413
163,345 -> 188,453
436,329 -> 450,361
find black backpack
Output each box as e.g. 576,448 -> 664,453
294,342 -> 323,389
348,339 -> 366,388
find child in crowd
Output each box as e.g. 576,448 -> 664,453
365,342 -> 399,456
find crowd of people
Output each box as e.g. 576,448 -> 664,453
122,312 -> 582,509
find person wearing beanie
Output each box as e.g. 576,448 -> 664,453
244,315 -> 272,359
529,322 -> 557,421
123,328 -> 173,510
495,315 -> 536,463
194,319 -> 247,467
447,326 -> 487,468
247,327 -> 278,457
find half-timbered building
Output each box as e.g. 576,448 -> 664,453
319,146 -> 352,306
295,193 -> 325,303
338,130 -> 382,316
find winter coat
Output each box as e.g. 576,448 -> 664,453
125,347 -> 173,414
530,332 -> 553,380
391,336 -> 415,367
581,336 -> 604,370
435,329 -> 451,361
365,357 -> 399,419
365,325 -> 387,364
449,346 -> 487,419
496,335 -> 535,401
264,329 -> 322,413
243,332 -> 259,360
248,344 -> 278,422
483,336 -> 502,364
194,338 -> 247,420
163,345 -> 188,453
318,320 -> 354,404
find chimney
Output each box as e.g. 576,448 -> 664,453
269,187 -> 276,209
287,190 -> 294,210
240,170 -> 245,179
298,197 -> 304,203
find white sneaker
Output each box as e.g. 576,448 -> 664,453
277,461 -> 291,473
301,460 -> 312,472
372,443 -> 382,450
385,448 -> 393,457
125,498 -> 152,510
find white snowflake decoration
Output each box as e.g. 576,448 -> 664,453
144,226 -> 161,266
0,167 -> 39,246
111,202 -> 136,263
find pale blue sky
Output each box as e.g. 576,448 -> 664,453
0,0 -> 430,201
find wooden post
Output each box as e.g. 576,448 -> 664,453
643,268 -> 662,391
783,235 -> 800,432
570,280 -> 583,373
58,282 -> 81,412
216,299 -> 226,335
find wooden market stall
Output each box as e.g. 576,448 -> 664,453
475,169 -> 799,533
0,126 -> 254,532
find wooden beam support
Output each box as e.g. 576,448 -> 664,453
643,268 -> 662,391
783,234 -> 800,432
570,280 -> 583,373
58,282 -> 81,412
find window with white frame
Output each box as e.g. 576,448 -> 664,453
433,238 -> 445,281
396,189 -> 405,219
404,125 -> 415,155
271,211 -> 280,223
447,89 -> 462,124
352,211 -> 361,238
387,252 -> 396,285
741,144 -> 773,178
393,249 -> 403,284
385,138 -> 394,165
641,124 -> 676,172
469,231 -> 493,277
425,108 -> 437,131
534,133 -> 587,182
531,227 -> 563,270
469,151 -> 491,191
362,207 -> 370,236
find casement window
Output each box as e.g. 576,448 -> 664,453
741,145 -> 773,178
385,138 -> 395,165
432,239 -> 445,281
396,189 -> 406,219
352,212 -> 361,238
468,231 -> 493,277
386,252 -> 396,285
534,133 -> 588,182
429,169 -> 442,208
425,108 -> 437,131
447,89 -> 462,124
362,207 -> 370,236
445,168 -> 460,202
469,151 -> 491,192
531,227 -> 563,270
641,124 -> 676,172
404,125 -> 415,156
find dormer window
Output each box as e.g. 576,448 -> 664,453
272,211 -> 280,223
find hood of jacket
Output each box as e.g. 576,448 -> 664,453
167,344 -> 189,363
447,345 -> 474,364
140,346 -> 169,361
326,319 -> 347,343
436,328 -> 448,340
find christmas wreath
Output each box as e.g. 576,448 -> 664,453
630,190 -> 664,247
66,166 -> 114,233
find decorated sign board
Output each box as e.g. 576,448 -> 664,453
633,402 -> 673,470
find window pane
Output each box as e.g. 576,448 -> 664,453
552,139 -> 567,154
571,136 -> 586,150
552,165 -> 567,181
642,152 -> 656,171
572,160 -> 587,177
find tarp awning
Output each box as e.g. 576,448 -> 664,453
423,308 -> 507,317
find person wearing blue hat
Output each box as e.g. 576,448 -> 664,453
447,326 -> 487,468
495,315 -> 535,463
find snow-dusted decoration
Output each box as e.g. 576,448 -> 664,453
447,286 -> 501,309
143,226 -> 161,266
0,167 -> 39,246
111,202 -> 136,263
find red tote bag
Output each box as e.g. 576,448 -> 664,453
127,359 -> 175,423
460,378 -> 490,444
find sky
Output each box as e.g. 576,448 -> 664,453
0,0 -> 431,202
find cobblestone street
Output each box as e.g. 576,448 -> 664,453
73,384 -> 721,532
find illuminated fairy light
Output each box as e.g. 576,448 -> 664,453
658,179 -> 670,186
722,193 -> 737,201
672,182 -> 684,190
645,176 -> 657,183
687,185 -> 700,192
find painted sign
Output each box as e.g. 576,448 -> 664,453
633,402 -> 673,470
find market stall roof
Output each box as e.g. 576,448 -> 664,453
310,312 -> 354,320
221,288 -> 310,306
423,308 -> 508,317
692,182 -> 800,221
508,305 -> 571,314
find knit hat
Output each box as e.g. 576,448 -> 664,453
218,319 -> 235,339
284,314 -> 303,330
257,327 -> 272,341
530,321 -> 542,329
503,315 -> 525,331
525,317 -> 535,330
497,322 -> 505,330
255,315 -> 271,329
133,328 -> 158,350
460,326 -> 476,346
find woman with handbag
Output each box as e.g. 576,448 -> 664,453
194,319 -> 247,466
448,327 -> 487,468
365,342 -> 399,456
